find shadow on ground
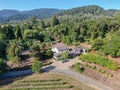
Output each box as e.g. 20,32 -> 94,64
41,66 -> 56,72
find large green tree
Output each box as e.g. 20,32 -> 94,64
0,42 -> 7,57
7,40 -> 23,66
103,33 -> 120,57
32,58 -> 42,73
14,25 -> 22,39
0,58 -> 8,74
3,25 -> 15,40
52,15 -> 59,26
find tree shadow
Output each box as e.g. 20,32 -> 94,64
41,66 -> 56,73
0,69 -> 32,80
0,74 -> 32,86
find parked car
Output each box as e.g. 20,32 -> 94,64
62,60 -> 69,63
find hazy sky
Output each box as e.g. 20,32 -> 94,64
0,0 -> 120,11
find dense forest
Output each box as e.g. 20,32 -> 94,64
0,9 -> 61,23
0,5 -> 120,74
58,5 -> 120,21
1,5 -> 120,23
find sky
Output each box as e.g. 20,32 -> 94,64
0,0 -> 120,11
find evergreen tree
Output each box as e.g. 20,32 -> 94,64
52,15 -> 59,26
32,58 -> 42,73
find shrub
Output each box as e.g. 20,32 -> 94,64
107,73 -> 113,77
92,66 -> 96,69
74,63 -> 84,73
99,69 -> 106,74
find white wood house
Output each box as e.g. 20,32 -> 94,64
52,43 -> 91,59
52,43 -> 69,59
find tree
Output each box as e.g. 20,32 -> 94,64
32,58 -> 42,73
0,42 -> 7,57
0,33 -> 6,41
62,36 -> 72,45
14,25 -> 22,39
3,25 -> 15,40
103,33 -> 120,57
39,20 -> 45,28
44,36 -> 51,42
60,51 -> 69,60
7,40 -> 23,66
0,58 -> 8,74
52,15 -> 59,26
92,38 -> 104,50
23,30 -> 39,40
29,17 -> 37,26
30,42 -> 40,53
44,50 -> 53,59
30,41 -> 41,58
39,42 -> 46,51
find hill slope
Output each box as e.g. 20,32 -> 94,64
0,10 -> 20,17
57,5 -> 120,22
0,8 -> 62,23
0,5 -> 120,23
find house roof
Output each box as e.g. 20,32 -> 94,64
54,53 -> 61,57
52,43 -> 69,51
79,44 -> 91,50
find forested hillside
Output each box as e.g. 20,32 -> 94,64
58,5 -> 120,22
1,5 -> 120,23
0,10 -> 20,17
0,9 -> 61,23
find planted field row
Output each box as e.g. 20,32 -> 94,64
32,82 -> 66,86
20,79 -> 61,83
9,81 -> 66,87
6,85 -> 73,90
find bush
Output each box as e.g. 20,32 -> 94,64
99,69 -> 106,74
107,73 -> 113,77
74,63 -> 84,73
92,66 -> 96,69
85,64 -> 89,67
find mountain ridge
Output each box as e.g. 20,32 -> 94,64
0,8 -> 62,23
0,5 -> 120,23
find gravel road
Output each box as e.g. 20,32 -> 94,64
50,68 -> 113,90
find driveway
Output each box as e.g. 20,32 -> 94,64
43,58 -> 113,90
50,57 -> 82,69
